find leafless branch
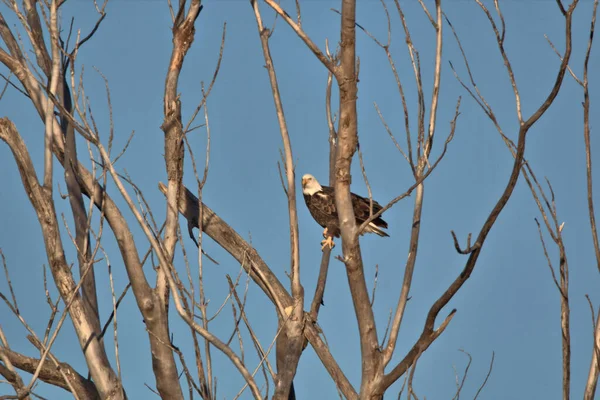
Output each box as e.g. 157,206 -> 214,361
545,34 -> 580,85
183,23 -> 226,136
359,99 -> 460,238
473,352 -> 495,400
382,0 -> 579,391
262,0 -> 336,75
309,71 -> 337,322
93,142 -> 263,398
585,296 -> 600,399
374,102 -> 411,167
42,0 -> 60,190
250,2 -> 303,397
228,275 -> 276,381
451,349 -> 472,400
582,0 -> 600,274
0,118 -> 122,399
0,326 -> 29,399
329,0 -> 384,393
156,181 -> 357,397
393,0 -> 425,162
535,219 -> 561,292
0,344 -> 99,399
450,231 -> 479,255
0,250 -> 19,314
424,0 -> 443,159
407,350 -> 421,400
369,264 -> 379,307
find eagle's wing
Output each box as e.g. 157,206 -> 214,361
309,186 -> 388,230
351,193 -> 387,227
314,188 -> 385,223
310,186 -> 338,218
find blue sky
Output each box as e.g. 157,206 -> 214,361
1,0 -> 599,398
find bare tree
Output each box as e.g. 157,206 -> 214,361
0,0 -> 596,399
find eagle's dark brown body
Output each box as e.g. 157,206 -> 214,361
303,186 -> 389,237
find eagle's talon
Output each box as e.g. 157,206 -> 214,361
320,236 -> 335,251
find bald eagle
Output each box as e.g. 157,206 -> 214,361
301,174 -> 389,250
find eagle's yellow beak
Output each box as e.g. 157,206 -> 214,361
301,177 -> 308,187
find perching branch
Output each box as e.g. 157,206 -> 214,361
310,71 -> 337,321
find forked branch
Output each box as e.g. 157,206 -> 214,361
380,0 -> 579,390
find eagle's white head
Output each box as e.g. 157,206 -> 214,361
301,174 -> 322,195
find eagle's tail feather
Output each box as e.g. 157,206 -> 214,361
366,222 -> 389,237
